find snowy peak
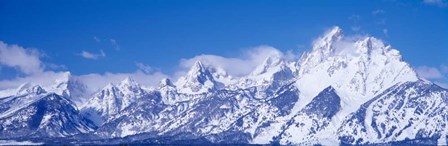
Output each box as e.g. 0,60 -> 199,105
118,77 -> 139,88
158,78 -> 178,104
308,28 -> 396,62
47,72 -> 88,106
48,72 -> 72,96
175,61 -> 222,94
306,27 -> 395,64
299,27 -> 343,69
191,61 -> 207,74
318,26 -> 343,46
295,26 -> 419,122
81,83 -> 121,126
236,55 -> 294,90
310,26 -> 343,57
80,77 -> 149,126
251,55 -> 284,76
353,37 -> 395,59
54,72 -> 71,86
116,77 -> 145,96
159,78 -> 175,88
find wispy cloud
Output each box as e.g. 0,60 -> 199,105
136,62 -> 152,74
383,28 -> 389,37
0,71 -> 67,90
46,63 -> 67,70
93,36 -> 101,42
423,0 -> 447,7
0,70 -> 169,94
79,50 -> 106,60
351,26 -> 361,32
376,18 -> 387,25
110,39 -> 120,50
440,64 -> 448,73
0,41 -> 167,92
372,9 -> 386,15
0,41 -> 43,75
176,46 -> 297,79
415,65 -> 448,88
348,15 -> 361,32
415,65 -> 448,89
416,66 -> 445,79
76,71 -> 168,93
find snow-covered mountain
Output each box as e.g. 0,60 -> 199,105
80,77 -> 149,126
338,80 -> 448,145
247,26 -> 424,145
0,26 -> 447,145
273,86 -> 341,145
46,72 -> 89,106
295,26 -> 418,115
0,84 -> 95,139
234,55 -> 295,99
175,61 -> 224,94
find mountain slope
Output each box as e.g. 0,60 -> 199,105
273,86 -> 341,145
0,86 -> 95,138
338,80 -> 448,145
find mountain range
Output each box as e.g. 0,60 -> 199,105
0,26 -> 447,145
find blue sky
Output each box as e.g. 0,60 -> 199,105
0,0 -> 447,89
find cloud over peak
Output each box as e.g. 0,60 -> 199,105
176,46 -> 295,78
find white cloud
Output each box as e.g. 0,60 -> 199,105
176,46 -> 295,78
136,62 -> 152,74
440,64 -> 448,73
0,70 -> 169,95
94,36 -> 101,42
46,63 -> 67,70
0,40 -> 167,93
372,9 -> 386,15
76,71 -> 168,93
416,66 -> 445,79
376,18 -> 387,25
423,0 -> 447,7
0,71 -> 66,90
383,29 -> 389,37
351,26 -> 361,32
0,41 -> 43,75
79,50 -> 106,60
435,81 -> 448,88
349,15 -> 360,21
110,39 -> 120,50
1,43 -> 296,91
416,65 -> 448,89
348,15 -> 361,32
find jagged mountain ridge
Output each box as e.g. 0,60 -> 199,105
0,26 -> 447,145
